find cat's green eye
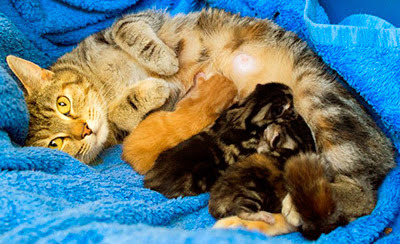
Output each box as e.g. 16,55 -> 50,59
56,96 -> 71,115
48,137 -> 64,150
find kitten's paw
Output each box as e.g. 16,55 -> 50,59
125,153 -> 155,174
282,194 -> 303,227
214,214 -> 294,236
130,78 -> 170,111
213,216 -> 246,229
238,211 -> 275,225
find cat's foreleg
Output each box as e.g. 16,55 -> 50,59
110,12 -> 179,76
108,78 -> 171,132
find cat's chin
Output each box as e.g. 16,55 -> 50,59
78,120 -> 109,164
84,119 -> 109,157
90,120 -> 109,148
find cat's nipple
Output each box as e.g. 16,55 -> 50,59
232,53 -> 257,75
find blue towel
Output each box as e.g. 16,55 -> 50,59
0,0 -> 399,243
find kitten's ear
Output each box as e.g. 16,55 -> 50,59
6,55 -> 54,95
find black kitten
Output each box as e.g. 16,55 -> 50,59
144,83 -> 305,198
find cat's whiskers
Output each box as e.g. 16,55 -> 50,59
79,143 -> 92,158
87,93 -> 108,119
81,143 -> 91,156
75,143 -> 87,157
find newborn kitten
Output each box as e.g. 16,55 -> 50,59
208,118 -> 316,221
144,83 -> 299,198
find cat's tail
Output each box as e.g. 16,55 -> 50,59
283,153 -> 347,239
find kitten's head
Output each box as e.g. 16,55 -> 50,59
242,83 -> 295,129
7,55 -> 109,163
257,116 -> 316,159
220,83 -> 296,133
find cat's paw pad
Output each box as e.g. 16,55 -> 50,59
130,78 -> 170,110
282,194 -> 303,227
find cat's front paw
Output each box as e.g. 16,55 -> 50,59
281,194 -> 303,227
130,78 -> 170,112
152,46 -> 179,76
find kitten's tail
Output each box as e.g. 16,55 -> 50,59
283,153 -> 346,239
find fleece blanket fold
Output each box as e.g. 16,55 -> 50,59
0,0 -> 399,243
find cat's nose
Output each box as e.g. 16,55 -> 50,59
82,123 -> 92,138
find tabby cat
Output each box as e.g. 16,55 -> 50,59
7,9 -> 395,238
117,10 -> 395,238
144,83 -> 315,198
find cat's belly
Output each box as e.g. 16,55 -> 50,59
208,45 -> 295,99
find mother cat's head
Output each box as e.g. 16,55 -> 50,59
7,55 -> 109,163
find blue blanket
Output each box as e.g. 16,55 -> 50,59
0,0 -> 399,243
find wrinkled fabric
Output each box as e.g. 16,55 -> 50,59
0,0 -> 399,242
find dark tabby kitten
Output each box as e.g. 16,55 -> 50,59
209,153 -> 293,235
208,121 -> 316,229
144,83 -> 313,198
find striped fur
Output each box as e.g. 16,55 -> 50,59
118,9 -> 394,237
283,153 -> 341,239
7,9 -> 395,237
144,83 -> 312,198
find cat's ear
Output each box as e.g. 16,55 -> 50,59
6,55 -> 54,95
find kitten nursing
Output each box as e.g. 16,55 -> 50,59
7,8 -> 395,239
145,82 -> 318,237
144,83 -> 314,198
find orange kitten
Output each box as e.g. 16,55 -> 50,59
122,73 -> 238,174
